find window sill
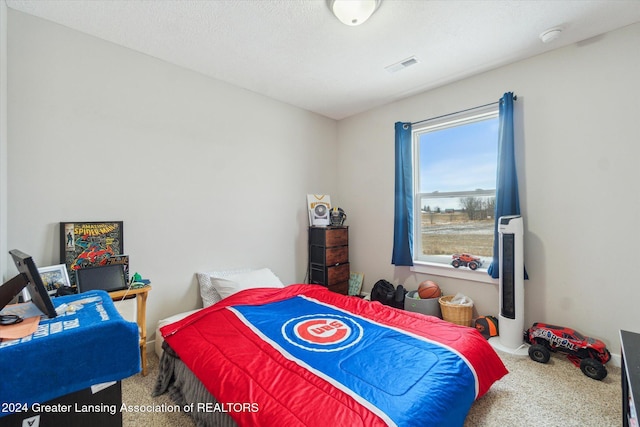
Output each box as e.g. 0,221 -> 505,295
410,261 -> 498,285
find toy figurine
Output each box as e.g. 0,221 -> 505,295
451,253 -> 483,270
330,207 -> 347,226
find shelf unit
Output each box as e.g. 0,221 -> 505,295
308,226 -> 349,295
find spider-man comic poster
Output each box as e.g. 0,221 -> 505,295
59,221 -> 124,286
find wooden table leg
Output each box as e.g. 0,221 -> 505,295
137,291 -> 148,376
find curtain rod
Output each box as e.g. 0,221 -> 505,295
409,94 -> 517,128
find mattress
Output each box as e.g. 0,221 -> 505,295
158,284 -> 507,426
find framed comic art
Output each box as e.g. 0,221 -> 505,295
38,264 -> 71,295
60,221 -> 124,285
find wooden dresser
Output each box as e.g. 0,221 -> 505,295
308,226 -> 349,294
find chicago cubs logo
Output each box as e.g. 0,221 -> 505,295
282,314 -> 363,352
296,318 -> 350,344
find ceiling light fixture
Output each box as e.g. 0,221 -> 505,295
327,0 -> 381,26
539,27 -> 562,43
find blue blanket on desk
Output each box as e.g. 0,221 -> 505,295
0,290 -> 140,415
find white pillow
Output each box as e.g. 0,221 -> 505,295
210,268 -> 284,300
197,268 -> 253,308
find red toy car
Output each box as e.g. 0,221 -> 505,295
524,322 -> 611,380
451,253 -> 483,270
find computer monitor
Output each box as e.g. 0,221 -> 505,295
1,249 -> 58,318
76,263 -> 128,293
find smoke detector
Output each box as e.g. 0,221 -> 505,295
539,28 -> 562,44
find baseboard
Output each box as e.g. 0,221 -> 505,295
610,353 -> 621,368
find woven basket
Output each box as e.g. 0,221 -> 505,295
439,295 -> 473,327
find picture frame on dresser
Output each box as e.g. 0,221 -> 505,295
307,194 -> 331,226
59,221 -> 124,286
37,264 -> 71,295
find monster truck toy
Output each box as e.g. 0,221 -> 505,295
451,253 -> 483,270
524,322 -> 611,380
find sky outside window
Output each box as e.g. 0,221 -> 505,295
419,117 -> 499,194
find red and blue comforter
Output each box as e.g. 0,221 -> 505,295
162,284 -> 507,426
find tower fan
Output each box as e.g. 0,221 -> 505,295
490,215 -> 527,355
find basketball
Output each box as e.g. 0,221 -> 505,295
418,280 -> 441,299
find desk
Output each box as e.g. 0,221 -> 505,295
109,286 -> 151,376
0,291 -> 139,421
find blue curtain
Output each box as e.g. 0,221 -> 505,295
488,92 -> 527,279
392,122 -> 413,266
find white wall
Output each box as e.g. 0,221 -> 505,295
338,23 -> 640,354
5,10 -> 338,340
6,8 -> 639,357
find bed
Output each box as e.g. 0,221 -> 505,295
153,269 -> 507,427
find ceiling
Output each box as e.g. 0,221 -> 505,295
6,0 -> 640,120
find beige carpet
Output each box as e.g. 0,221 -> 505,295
123,350 -> 621,426
464,350 -> 621,427
121,354 -> 194,427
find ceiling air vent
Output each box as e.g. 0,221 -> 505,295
385,56 -> 419,73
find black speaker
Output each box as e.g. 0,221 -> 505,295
501,233 -> 515,319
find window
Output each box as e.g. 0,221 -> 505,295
412,105 -> 498,281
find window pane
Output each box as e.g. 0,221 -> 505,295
414,110 -> 498,267
419,195 -> 494,257
418,118 -> 498,193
